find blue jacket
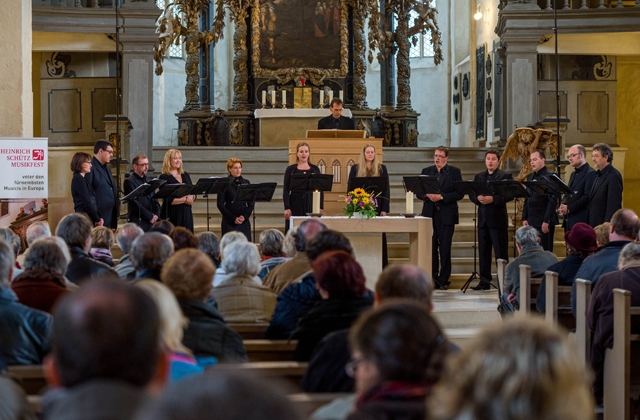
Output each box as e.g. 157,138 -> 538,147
265,273 -> 320,339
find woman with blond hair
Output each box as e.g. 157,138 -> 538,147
283,142 -> 322,232
159,149 -> 195,232
90,226 -> 115,266
217,157 -> 254,241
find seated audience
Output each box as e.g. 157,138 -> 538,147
149,219 -> 175,235
587,241 -> 640,400
136,280 -> 215,382
90,226 -> 115,266
0,375 -> 37,419
594,222 -> 611,249
504,226 -> 558,309
266,229 -> 354,339
345,301 -> 448,420
114,223 -> 144,281
258,228 -> 289,280
571,208 -> 640,315
43,279 -> 168,420
263,218 -> 326,294
161,248 -> 247,362
0,239 -> 52,366
211,241 -> 277,323
536,222 -> 597,313
0,227 -> 23,279
56,213 -> 117,284
136,371 -> 302,420
130,232 -> 175,281
428,318 -> 593,420
11,237 -> 70,313
212,231 -> 248,287
283,226 -> 298,259
292,251 -> 373,361
169,226 -> 199,251
197,231 -> 221,268
17,220 -> 51,267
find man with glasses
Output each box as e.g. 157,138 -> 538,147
419,146 -> 463,290
587,143 -> 623,227
124,154 -> 161,231
86,140 -> 118,229
317,98 -> 355,130
558,144 -> 596,231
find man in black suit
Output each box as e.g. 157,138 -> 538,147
558,144 -> 596,231
317,98 -> 355,130
124,154 -> 161,231
588,143 -> 623,227
420,146 -> 463,289
469,149 -> 513,290
522,149 -> 558,252
85,140 -> 118,229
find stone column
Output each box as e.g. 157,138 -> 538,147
0,0 -> 33,137
199,3 -> 215,112
379,0 -> 395,112
502,34 -> 539,133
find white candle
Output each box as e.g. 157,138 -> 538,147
339,90 -> 343,101
406,191 -> 414,214
271,90 -> 276,106
262,91 -> 266,105
282,90 -> 286,104
312,190 -> 321,214
319,90 -> 324,107
328,91 -> 334,102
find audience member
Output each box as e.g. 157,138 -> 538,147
114,223 -> 144,281
11,237 -> 70,313
266,229 -> 353,339
149,219 -> 175,235
43,279 -> 168,420
0,375 -> 37,420
90,226 -> 115,266
292,251 -> 373,361
536,222 -> 597,313
0,227 -> 23,279
161,248 -> 247,362
17,220 -> 51,266
504,226 -> 558,309
263,218 -> 326,294
212,231 -> 248,287
346,302 -> 448,420
594,222 -> 611,248
258,228 -> 289,280
169,226 -> 199,251
571,208 -> 640,315
0,239 -> 52,366
211,241 -> 277,323
587,241 -> 640,400
197,231 -> 221,268
428,318 -> 593,420
56,213 -> 117,284
136,371 -> 302,420
282,227 -> 298,259
130,232 -> 174,281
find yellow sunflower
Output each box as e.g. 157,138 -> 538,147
362,197 -> 370,205
353,188 -> 365,197
352,198 -> 359,204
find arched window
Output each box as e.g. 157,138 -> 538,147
332,160 -> 341,183
347,159 -> 355,176
317,159 -> 326,174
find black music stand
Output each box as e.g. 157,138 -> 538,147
490,180 -> 530,258
290,173 -> 334,194
120,178 -> 166,226
403,175 -> 441,198
155,184 -> 199,224
349,176 -> 389,208
192,177 -> 231,231
234,182 -> 278,243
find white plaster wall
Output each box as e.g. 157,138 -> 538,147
153,58 -> 186,146
213,17 -> 234,111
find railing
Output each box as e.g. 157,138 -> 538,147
34,0 -> 161,7
540,0 -> 640,9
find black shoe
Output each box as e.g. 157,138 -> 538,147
436,281 -> 451,290
471,280 -> 491,290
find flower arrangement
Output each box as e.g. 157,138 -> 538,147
343,188 -> 378,219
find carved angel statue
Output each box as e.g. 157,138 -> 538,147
500,127 -> 558,181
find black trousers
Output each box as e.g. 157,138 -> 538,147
534,224 -> 555,252
478,225 -> 509,282
432,210 -> 455,286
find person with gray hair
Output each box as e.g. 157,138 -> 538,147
17,221 -> 53,267
258,228 -> 289,280
588,142 -> 622,227
212,231 -> 248,287
0,239 -> 52,366
56,213 -> 117,284
504,225 -> 558,308
198,231 -> 221,267
211,241 -> 277,322
0,227 -> 22,279
114,223 -> 144,281
130,232 -> 175,281
587,240 -> 640,400
11,237 -> 70,313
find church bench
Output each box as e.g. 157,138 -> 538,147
228,322 -> 270,339
516,264 -> 542,316
497,259 -> 507,294
288,393 -> 352,416
210,361 -> 308,388
244,339 -> 298,361
544,270 -> 575,331
574,278 -> 592,365
7,364 -> 47,395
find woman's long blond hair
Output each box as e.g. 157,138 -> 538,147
356,144 -> 381,177
162,149 -> 184,175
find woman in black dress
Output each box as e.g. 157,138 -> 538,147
283,142 -> 323,232
159,149 -> 195,232
217,158 -> 254,241
70,152 -> 102,226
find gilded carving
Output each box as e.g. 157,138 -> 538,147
407,122 -> 418,146
178,122 -> 190,146
500,127 -> 558,181
229,120 -> 245,145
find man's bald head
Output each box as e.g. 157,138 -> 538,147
610,209 -> 640,241
374,264 -> 434,310
295,218 -> 326,252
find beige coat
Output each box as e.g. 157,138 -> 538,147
262,252 -> 311,294
212,274 -> 277,323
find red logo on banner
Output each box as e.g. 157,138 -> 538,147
32,150 -> 44,160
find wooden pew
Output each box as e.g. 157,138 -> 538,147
603,289 -> 640,420
211,361 -> 308,388
544,271 -> 575,330
288,393 -> 352,417
574,278 -> 592,365
516,264 -> 542,317
228,323 -> 269,339
7,365 -> 47,395
244,339 -> 298,362
497,259 -> 507,294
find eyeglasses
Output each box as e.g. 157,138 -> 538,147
345,357 -> 365,377
135,163 -> 149,167
567,153 -> 580,159
434,154 -> 447,159
103,149 -> 114,155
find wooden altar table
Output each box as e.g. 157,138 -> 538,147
254,108 -> 352,146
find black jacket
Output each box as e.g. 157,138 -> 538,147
347,164 -> 390,214
419,165 -> 463,225
178,297 -> 248,362
71,173 -> 100,224
123,172 -> 161,232
301,329 -> 354,392
217,175 -> 254,240
562,163 -> 596,230
85,157 -> 118,229
317,115 -> 356,130
588,163 -> 623,227
65,246 -> 118,285
469,169 -> 513,229
522,166 -> 559,227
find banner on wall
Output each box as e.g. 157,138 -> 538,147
0,138 -> 48,229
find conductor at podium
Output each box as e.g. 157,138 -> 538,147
317,98 -> 356,130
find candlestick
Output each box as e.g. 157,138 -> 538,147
319,90 -> 324,108
282,90 -> 287,108
405,192 -> 414,214
312,191 -> 321,214
339,90 -> 343,101
328,91 -> 334,103
271,90 -> 276,108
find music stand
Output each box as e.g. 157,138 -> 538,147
453,181 -> 496,293
192,177 -> 231,231
402,175 -> 441,198
349,176 -> 389,207
233,183 -> 278,243
120,178 -> 166,227
289,173 -> 333,193
490,180 -> 530,258
155,184 -> 199,223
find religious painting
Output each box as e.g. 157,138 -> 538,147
251,0 -> 349,80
